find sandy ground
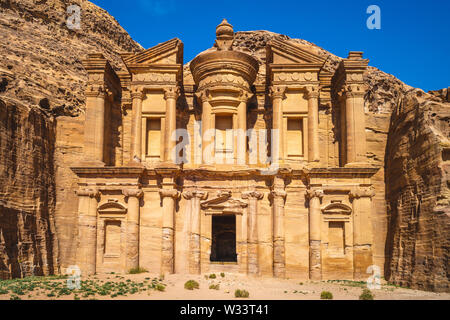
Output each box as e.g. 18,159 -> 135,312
1,272 -> 449,300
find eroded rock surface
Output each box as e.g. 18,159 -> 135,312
0,0 -> 141,279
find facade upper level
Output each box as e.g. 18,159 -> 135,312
80,19 -> 370,172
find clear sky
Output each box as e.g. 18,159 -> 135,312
90,0 -> 449,91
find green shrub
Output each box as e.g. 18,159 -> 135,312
235,289 -> 250,298
209,284 -> 220,290
320,291 -> 333,300
155,284 -> 165,292
359,288 -> 374,300
209,274 -> 216,279
128,267 -> 148,274
184,280 -> 199,290
220,272 -> 225,278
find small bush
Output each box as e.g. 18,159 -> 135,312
220,272 -> 225,278
320,291 -> 333,300
209,284 -> 220,290
128,267 -> 148,274
209,274 -> 216,279
359,288 -> 374,300
155,284 -> 165,292
235,289 -> 250,298
184,280 -> 199,290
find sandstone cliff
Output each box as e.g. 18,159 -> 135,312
385,90 -> 449,292
0,0 -> 448,291
0,0 -> 141,279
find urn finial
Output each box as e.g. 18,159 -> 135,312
215,19 -> 234,51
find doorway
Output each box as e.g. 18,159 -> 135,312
210,215 -> 237,262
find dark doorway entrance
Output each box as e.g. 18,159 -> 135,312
210,215 -> 237,262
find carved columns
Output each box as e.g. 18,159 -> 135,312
335,52 -> 369,166
271,186 -> 287,278
76,188 -> 100,276
183,190 -> 208,274
237,91 -> 250,164
130,88 -> 144,163
164,87 -> 180,163
197,90 -> 213,165
270,86 -> 286,163
84,88 -> 106,165
349,186 -> 375,280
242,191 -> 263,276
123,188 -> 143,271
306,189 -> 324,280
305,86 -> 320,162
159,189 -> 180,274
343,85 -> 367,165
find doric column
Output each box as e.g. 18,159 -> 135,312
349,186 -> 375,280
76,188 -> 100,276
270,86 -> 286,163
164,87 -> 180,163
306,189 -> 324,280
130,87 -> 144,163
183,190 -> 208,274
159,189 -> 180,274
271,188 -> 287,278
305,86 -> 320,162
123,188 -> 143,271
242,191 -> 263,276
84,87 -> 106,164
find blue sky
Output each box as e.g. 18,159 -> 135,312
90,0 -> 449,91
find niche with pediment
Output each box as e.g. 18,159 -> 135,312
321,202 -> 352,256
200,192 -> 247,215
98,200 -> 127,217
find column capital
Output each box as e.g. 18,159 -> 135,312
122,188 -> 144,199
86,85 -> 106,98
271,190 -> 287,200
195,89 -> 211,103
242,191 -> 264,200
343,84 -> 365,99
237,89 -> 253,102
76,188 -> 100,198
349,186 -> 375,200
269,86 -> 287,100
304,85 -> 320,99
159,189 -> 180,199
182,190 -> 208,200
131,87 -> 145,100
306,189 -> 324,200
164,86 -> 180,100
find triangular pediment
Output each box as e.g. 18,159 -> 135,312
268,38 -> 325,65
121,38 -> 183,67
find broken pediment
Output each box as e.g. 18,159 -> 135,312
121,38 -> 183,68
267,38 -> 325,66
201,191 -> 247,215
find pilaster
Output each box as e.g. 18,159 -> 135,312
306,189 -> 324,280
242,191 -> 264,276
123,188 -> 143,271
